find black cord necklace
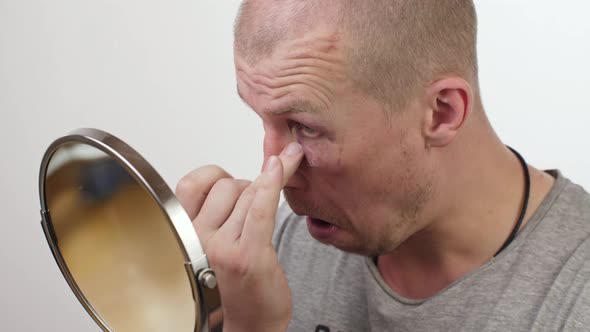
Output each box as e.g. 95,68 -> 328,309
493,146 -> 531,257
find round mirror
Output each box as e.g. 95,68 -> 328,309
39,129 -> 220,332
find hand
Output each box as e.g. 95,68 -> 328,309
175,143 -> 304,332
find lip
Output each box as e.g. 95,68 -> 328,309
306,216 -> 340,241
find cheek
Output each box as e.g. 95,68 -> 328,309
302,142 -> 321,167
297,138 -> 341,169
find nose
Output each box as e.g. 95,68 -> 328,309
260,125 -> 306,189
261,128 -> 291,171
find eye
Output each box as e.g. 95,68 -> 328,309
291,121 -> 321,139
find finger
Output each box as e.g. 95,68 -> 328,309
240,155 -> 285,248
238,143 -> 303,247
252,142 -> 303,189
223,142 -> 303,241
195,178 -> 250,232
217,183 -> 256,240
277,142 -> 304,186
175,165 -> 232,220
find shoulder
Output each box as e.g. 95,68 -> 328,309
552,235 -> 590,330
550,173 -> 590,220
514,173 -> 590,277
530,172 -> 590,246
526,173 -> 590,327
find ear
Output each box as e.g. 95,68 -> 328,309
422,77 -> 473,148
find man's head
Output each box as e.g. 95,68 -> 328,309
234,0 -> 482,255
235,0 -> 480,112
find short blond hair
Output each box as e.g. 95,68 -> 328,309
234,0 -> 479,111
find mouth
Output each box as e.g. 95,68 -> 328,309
306,216 -> 340,241
308,217 -> 335,229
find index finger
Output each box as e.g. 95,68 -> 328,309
241,143 -> 303,247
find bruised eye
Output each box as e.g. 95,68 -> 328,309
291,121 -> 321,139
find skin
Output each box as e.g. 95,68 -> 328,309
177,13 -> 557,332
237,24 -> 554,297
176,146 -> 303,332
236,28 -> 435,255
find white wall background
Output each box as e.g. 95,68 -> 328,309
0,1 -> 588,331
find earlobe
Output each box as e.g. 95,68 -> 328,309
423,78 -> 472,148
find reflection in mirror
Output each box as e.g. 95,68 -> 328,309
44,142 -> 197,332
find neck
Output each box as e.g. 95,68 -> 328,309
377,112 -> 555,300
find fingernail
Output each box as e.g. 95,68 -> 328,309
265,155 -> 279,172
283,142 -> 302,157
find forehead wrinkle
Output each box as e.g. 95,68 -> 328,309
241,55 -> 343,90
277,57 -> 345,79
247,59 -> 343,102
236,68 -> 276,103
276,61 -> 344,100
240,62 -> 336,112
237,70 -> 324,116
274,73 -> 335,108
236,31 -> 345,83
267,75 -> 335,113
260,83 -> 328,115
272,59 -> 344,108
236,71 -> 281,115
235,31 -> 345,117
275,41 -> 346,108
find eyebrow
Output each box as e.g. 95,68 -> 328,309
237,86 -> 322,116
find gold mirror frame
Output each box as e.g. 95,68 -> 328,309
38,128 -> 221,332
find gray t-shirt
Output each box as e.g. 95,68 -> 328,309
273,171 -> 590,331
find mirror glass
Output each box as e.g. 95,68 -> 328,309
44,141 -> 197,332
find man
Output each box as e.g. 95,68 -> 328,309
176,1 -> 590,330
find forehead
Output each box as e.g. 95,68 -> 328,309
235,28 -> 348,115
236,26 -> 344,69
234,0 -> 344,63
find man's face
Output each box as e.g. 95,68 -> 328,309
235,28 -> 434,256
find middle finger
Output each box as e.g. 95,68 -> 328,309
194,178 -> 251,235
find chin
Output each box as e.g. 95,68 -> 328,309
320,236 -> 389,257
304,215 -> 392,257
